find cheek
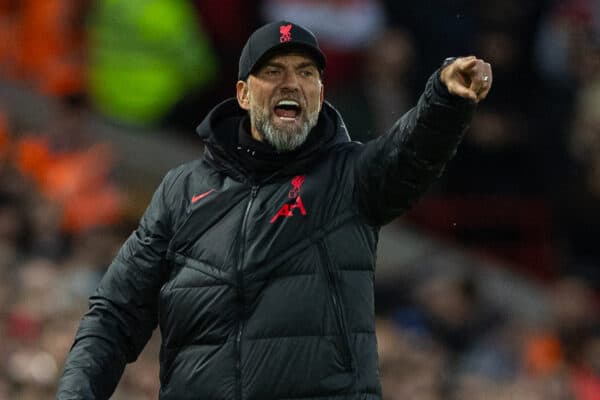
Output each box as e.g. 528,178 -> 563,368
248,84 -> 271,107
308,84 -> 323,110
249,92 -> 270,113
308,91 -> 323,111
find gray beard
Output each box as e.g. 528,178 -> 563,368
251,107 -> 319,153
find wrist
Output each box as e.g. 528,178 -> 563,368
440,57 -> 457,86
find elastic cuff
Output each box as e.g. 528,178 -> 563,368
433,69 -> 475,108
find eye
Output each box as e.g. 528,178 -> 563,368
264,68 -> 281,76
300,70 -> 314,78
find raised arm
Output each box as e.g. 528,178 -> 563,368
355,56 -> 492,225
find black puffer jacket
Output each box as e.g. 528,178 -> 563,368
57,71 -> 474,400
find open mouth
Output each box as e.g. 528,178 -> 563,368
274,100 -> 302,121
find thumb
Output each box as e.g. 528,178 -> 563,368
447,80 -> 477,102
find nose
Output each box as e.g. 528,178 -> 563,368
280,69 -> 300,90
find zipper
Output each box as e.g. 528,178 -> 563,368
235,185 -> 259,400
317,240 -> 354,373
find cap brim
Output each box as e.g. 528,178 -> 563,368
248,42 -> 326,77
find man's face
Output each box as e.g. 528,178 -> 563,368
236,52 -> 324,152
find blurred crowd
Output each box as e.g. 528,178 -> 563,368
0,0 -> 599,399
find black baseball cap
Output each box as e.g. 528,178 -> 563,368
238,20 -> 326,80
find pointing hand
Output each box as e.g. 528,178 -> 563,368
441,56 -> 492,103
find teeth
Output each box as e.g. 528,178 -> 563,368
277,100 -> 300,107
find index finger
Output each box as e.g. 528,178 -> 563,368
454,56 -> 478,72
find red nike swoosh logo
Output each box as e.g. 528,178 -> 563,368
191,189 -> 216,204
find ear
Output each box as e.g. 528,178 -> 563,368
236,80 -> 250,111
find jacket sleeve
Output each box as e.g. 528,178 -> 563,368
56,168 -> 180,399
354,69 -> 476,226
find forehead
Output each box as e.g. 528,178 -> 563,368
265,52 -> 317,65
254,49 -> 321,72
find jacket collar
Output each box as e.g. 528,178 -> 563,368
195,98 -> 351,182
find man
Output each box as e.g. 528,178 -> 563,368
57,21 -> 491,399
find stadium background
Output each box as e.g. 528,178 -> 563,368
0,0 -> 599,399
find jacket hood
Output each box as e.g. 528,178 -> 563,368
195,98 -> 351,181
